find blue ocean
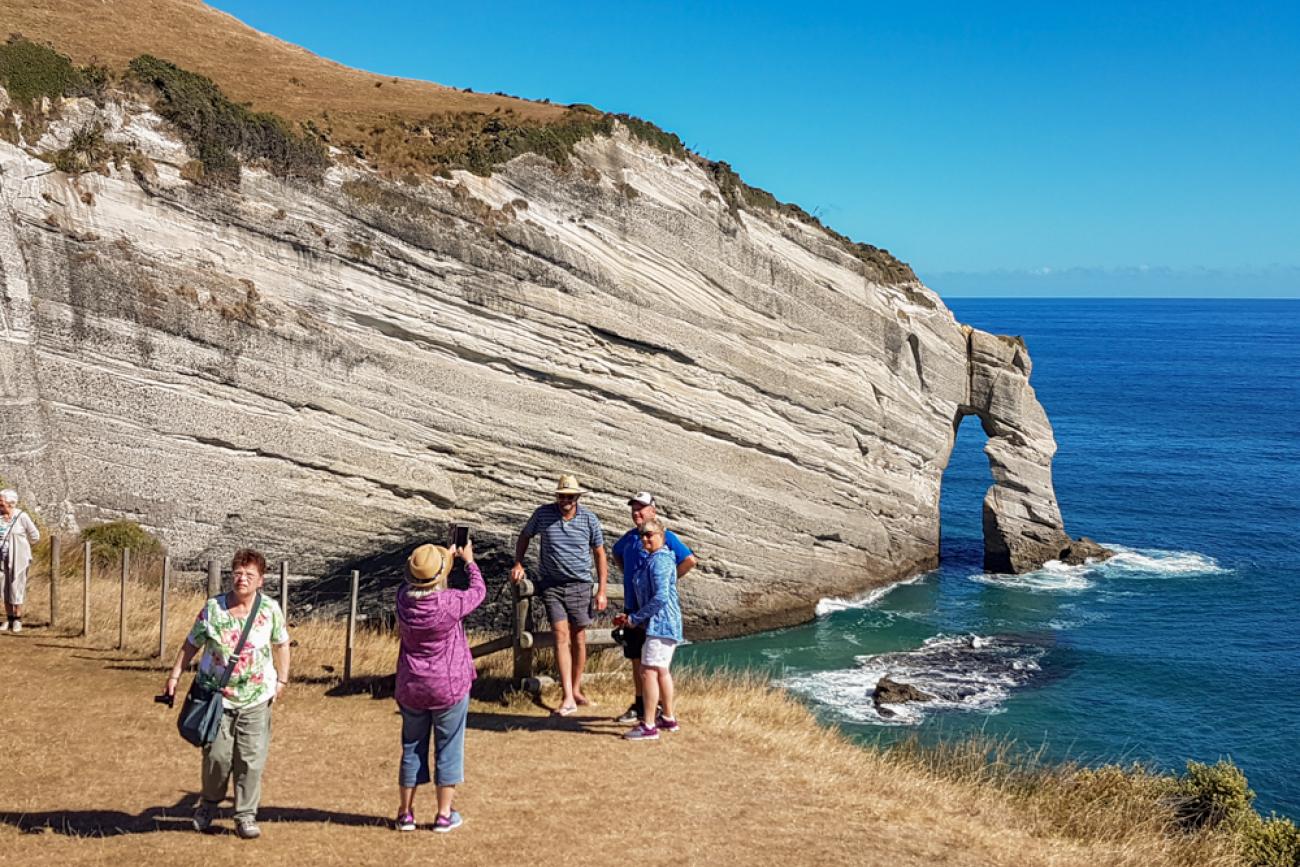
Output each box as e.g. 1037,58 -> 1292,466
680,299 -> 1300,817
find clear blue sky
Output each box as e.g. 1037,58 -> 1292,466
208,1 -> 1300,296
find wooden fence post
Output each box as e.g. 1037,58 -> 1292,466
49,533 -> 60,630
158,555 -> 170,659
344,569 -> 360,682
118,548 -> 129,651
207,559 -> 220,597
512,578 -> 535,686
82,540 -> 91,636
279,560 -> 289,619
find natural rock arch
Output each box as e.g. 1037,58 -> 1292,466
955,327 -> 1109,572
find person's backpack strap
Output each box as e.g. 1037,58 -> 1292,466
0,511 -> 21,546
217,593 -> 262,691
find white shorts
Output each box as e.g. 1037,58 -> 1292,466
641,636 -> 677,669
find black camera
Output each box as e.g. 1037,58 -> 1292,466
154,693 -> 175,708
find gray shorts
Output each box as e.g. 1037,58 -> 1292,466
540,582 -> 593,629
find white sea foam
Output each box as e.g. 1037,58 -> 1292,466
814,571 -> 930,616
972,543 -> 1226,593
1101,545 -> 1227,577
781,633 -> 1043,726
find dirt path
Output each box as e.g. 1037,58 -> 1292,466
1,633 -> 1115,866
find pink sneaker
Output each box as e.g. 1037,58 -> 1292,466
623,723 -> 659,741
656,715 -> 680,733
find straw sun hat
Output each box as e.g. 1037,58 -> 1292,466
554,474 -> 587,495
406,544 -> 454,590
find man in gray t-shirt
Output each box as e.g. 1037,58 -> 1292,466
511,474 -> 608,715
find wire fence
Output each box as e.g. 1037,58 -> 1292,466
17,534 -> 624,689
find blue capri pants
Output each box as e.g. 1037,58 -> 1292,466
398,696 -> 469,788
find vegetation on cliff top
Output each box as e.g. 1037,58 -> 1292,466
1,30 -> 913,281
127,54 -> 327,184
0,33 -> 103,104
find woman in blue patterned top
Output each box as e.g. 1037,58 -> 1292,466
613,518 -> 682,740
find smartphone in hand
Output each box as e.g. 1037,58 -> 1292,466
453,525 -> 471,547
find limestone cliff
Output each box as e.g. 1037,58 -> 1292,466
0,57 -> 1103,637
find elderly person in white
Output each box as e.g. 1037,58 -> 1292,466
0,489 -> 41,634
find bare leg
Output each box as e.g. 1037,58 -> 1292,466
641,665 -> 660,728
631,659 -> 643,698
571,628 -> 588,703
659,667 -> 675,720
399,786 -> 416,815
553,620 -> 575,708
436,785 -> 455,817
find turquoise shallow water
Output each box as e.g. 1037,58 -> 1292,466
679,299 -> 1300,817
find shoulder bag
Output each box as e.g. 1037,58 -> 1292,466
177,593 -> 262,747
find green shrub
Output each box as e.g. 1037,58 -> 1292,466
74,62 -> 112,101
50,121 -> 112,173
1174,759 -> 1256,830
127,54 -> 326,185
81,520 -> 163,567
613,113 -> 688,159
1242,814 -> 1300,867
0,35 -> 83,104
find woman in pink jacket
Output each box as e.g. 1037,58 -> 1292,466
393,539 -> 485,833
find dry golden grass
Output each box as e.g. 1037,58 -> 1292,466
0,566 -> 1241,867
1,0 -> 563,124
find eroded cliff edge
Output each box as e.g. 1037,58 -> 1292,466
0,80 -> 1104,637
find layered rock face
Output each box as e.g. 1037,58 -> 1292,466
0,89 -> 1101,637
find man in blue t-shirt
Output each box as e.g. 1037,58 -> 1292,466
611,491 -> 697,725
511,473 -> 608,715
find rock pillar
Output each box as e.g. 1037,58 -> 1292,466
961,327 -> 1109,572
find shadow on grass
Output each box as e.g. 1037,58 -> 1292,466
466,709 -> 625,738
0,793 -> 387,837
323,673 -> 394,699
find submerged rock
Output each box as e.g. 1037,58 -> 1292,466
873,676 -> 936,707
1059,537 -> 1114,565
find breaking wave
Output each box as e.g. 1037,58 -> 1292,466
815,572 -> 930,616
972,544 -> 1226,592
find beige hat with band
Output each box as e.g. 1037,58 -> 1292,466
406,544 -> 453,590
554,474 -> 586,495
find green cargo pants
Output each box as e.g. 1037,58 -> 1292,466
200,699 -> 273,820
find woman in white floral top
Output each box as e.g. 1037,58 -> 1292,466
164,548 -> 290,840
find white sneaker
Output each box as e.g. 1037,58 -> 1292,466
10,620 -> 21,634
623,723 -> 660,741
0,621 -> 10,633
